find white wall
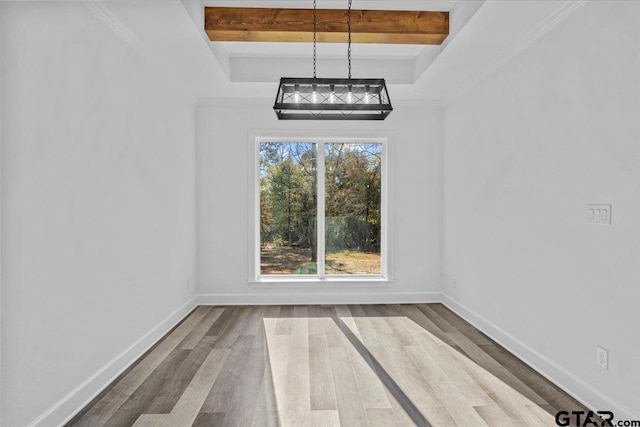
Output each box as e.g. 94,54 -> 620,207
1,2 -> 197,426
0,3 -> 4,423
443,1 -> 640,419
197,101 -> 442,304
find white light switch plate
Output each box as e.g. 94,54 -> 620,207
587,204 -> 611,225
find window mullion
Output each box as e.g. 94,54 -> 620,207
317,142 -> 326,278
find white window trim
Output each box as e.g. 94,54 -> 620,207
247,130 -> 395,286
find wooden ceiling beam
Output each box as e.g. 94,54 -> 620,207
205,7 -> 449,45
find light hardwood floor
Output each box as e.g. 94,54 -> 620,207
68,304 -> 590,427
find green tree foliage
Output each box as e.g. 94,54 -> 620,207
325,143 -> 381,253
260,142 -> 381,262
260,142 -> 317,260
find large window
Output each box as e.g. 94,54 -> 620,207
256,139 -> 386,279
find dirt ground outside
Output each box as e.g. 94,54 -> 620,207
260,245 -> 380,275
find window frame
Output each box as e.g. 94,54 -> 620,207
248,132 -> 393,284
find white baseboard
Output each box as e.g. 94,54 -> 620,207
441,294 -> 638,421
197,292 -> 443,306
29,297 -> 198,427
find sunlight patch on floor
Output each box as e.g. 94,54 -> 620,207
263,312 -> 557,427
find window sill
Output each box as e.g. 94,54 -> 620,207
249,276 -> 393,289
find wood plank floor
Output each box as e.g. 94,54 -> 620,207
68,304 -> 591,427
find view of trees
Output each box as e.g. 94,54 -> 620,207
260,142 -> 382,275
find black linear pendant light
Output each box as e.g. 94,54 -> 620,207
273,0 -> 392,120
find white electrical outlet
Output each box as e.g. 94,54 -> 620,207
596,346 -> 608,370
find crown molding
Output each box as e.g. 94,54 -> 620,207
82,0 -> 198,101
82,0 -> 150,59
82,0 -> 221,101
443,0 -> 587,106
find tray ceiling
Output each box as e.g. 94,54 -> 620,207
197,0 -> 466,84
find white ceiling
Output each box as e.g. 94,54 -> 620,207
204,0 -> 458,10
95,0 -> 588,102
194,0 -> 471,84
219,42 -> 425,60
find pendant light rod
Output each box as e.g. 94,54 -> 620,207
347,0 -> 352,79
313,0 -> 317,78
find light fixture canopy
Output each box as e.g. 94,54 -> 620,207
273,0 -> 392,120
